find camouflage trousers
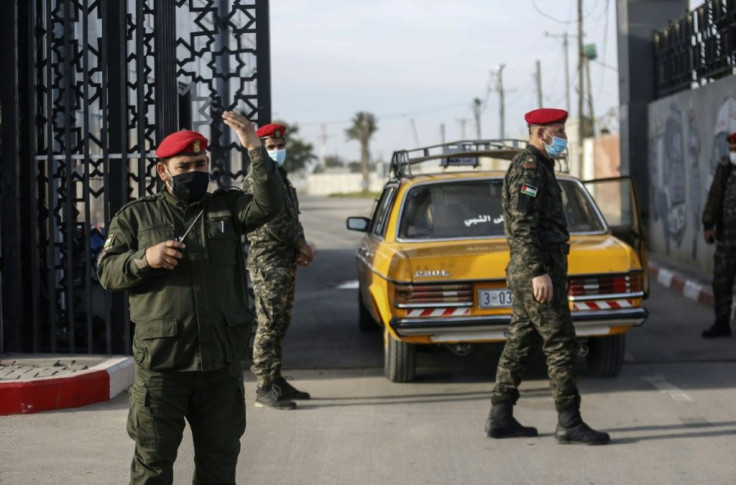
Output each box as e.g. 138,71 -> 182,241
127,364 -> 246,485
249,250 -> 297,383
713,241 -> 736,322
491,250 -> 581,413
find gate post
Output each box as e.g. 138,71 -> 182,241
255,0 -> 272,125
104,0 -> 130,354
0,0 -> 24,352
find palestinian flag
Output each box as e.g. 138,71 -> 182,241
520,184 -> 538,197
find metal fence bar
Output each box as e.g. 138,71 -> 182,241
62,0 -> 76,352
44,0 -> 57,353
24,0 -> 41,353
82,0 -> 93,354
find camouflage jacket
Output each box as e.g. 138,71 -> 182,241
243,166 -> 306,260
97,147 -> 284,372
503,144 -> 569,277
702,158 -> 734,240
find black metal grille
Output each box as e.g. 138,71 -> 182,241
0,0 -> 270,354
655,0 -> 736,98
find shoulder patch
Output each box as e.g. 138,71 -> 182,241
102,234 -> 116,251
520,184 -> 538,197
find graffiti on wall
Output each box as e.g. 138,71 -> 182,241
648,76 -> 736,273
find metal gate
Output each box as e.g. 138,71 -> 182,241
654,0 -> 736,98
0,0 -> 270,355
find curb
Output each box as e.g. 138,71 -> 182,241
648,260 -> 735,319
0,356 -> 134,416
648,262 -> 714,307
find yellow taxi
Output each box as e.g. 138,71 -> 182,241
346,140 -> 648,382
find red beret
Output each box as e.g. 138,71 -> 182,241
524,108 -> 568,126
155,130 -> 208,159
727,133 -> 736,143
256,123 -> 287,139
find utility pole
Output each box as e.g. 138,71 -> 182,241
585,56 -> 595,137
410,118 -> 420,147
493,64 -> 506,138
545,31 -> 571,113
472,98 -> 483,138
319,123 -> 328,168
534,60 -> 543,108
577,0 -> 585,175
440,123 -> 446,143
457,117 -> 468,139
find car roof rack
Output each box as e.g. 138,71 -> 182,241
389,139 -> 569,178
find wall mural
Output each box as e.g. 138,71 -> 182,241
648,76 -> 736,273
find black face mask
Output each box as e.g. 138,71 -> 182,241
167,170 -> 210,202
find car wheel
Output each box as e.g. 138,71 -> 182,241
358,293 -> 378,332
586,334 -> 625,378
384,330 -> 416,382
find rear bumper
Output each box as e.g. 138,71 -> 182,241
390,307 -> 648,342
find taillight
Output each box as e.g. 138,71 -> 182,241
568,272 -> 643,298
394,283 -> 473,308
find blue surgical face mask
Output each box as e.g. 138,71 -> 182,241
268,148 -> 287,166
544,130 -> 568,157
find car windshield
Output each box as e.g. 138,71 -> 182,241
397,178 -> 606,240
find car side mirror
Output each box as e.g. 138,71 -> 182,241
346,216 -> 370,232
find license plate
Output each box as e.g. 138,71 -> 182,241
478,289 -> 513,308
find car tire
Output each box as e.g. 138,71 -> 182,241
586,334 -> 625,378
384,331 -> 416,382
358,293 -> 378,332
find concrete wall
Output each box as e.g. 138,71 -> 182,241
648,75 -> 736,273
592,133 -> 622,179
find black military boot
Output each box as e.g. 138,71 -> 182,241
555,410 -> 610,445
485,402 -> 538,438
255,384 -> 297,410
702,318 -> 731,338
273,376 -> 311,400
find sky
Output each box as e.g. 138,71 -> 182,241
269,0 -> 701,165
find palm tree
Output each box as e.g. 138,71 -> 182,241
345,112 -> 377,193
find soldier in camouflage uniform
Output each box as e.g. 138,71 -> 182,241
485,108 -> 610,445
701,131 -> 736,338
244,123 -> 315,410
98,112 -> 284,484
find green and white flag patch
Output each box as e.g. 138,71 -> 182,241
102,234 -> 116,251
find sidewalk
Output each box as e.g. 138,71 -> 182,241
0,354 -> 133,415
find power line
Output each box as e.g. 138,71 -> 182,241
585,0 -> 608,21
530,0 -> 603,25
531,0 -> 576,24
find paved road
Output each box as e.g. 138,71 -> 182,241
2,195 -> 735,485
